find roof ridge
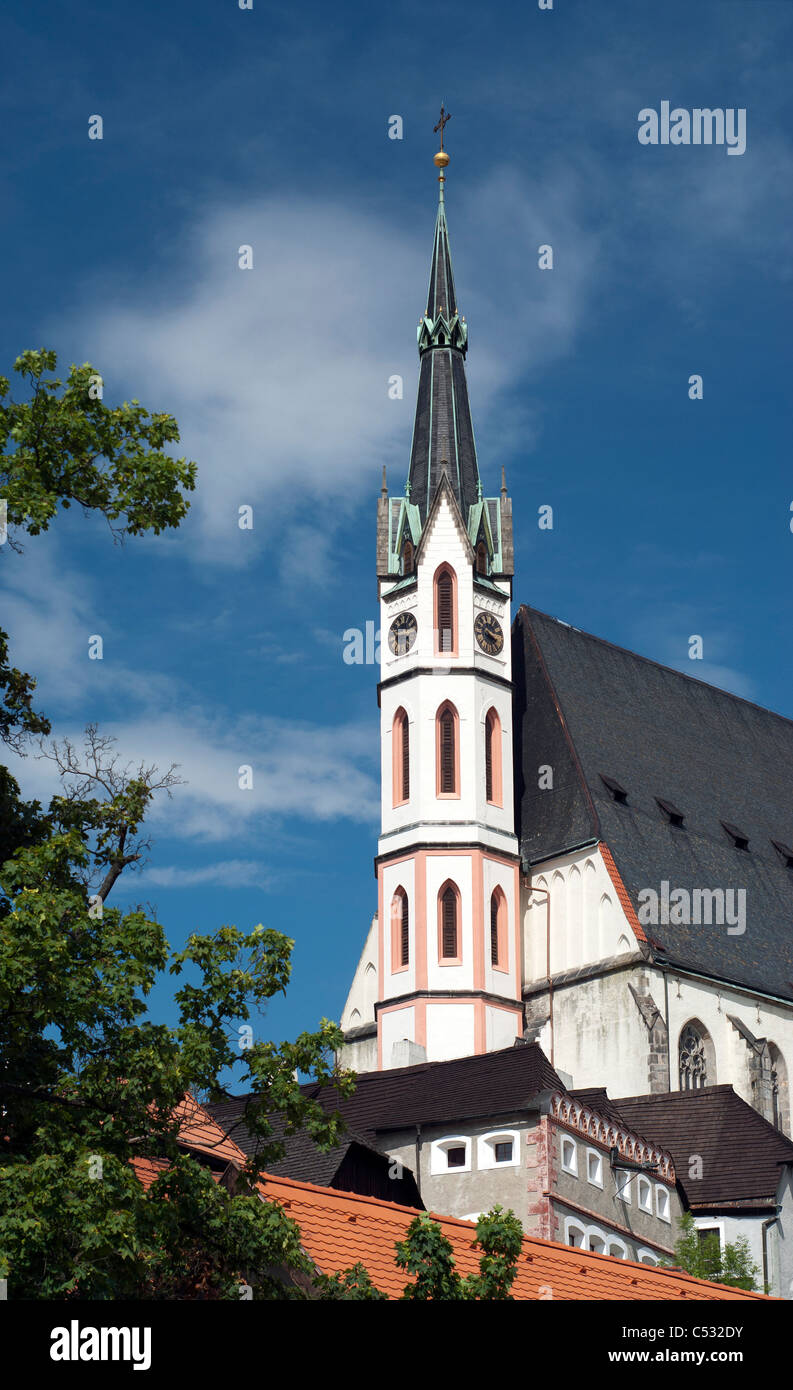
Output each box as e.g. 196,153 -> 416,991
516,604 -> 793,727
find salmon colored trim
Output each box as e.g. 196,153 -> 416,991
390,887 -> 409,974
415,996 -> 427,1050
377,873 -> 384,1069
599,842 -> 648,944
472,852 -> 484,991
437,879 -> 462,965
513,860 -> 521,994
415,850 -> 427,991
485,707 -> 503,807
433,562 -> 458,656
435,700 -> 461,799
473,996 -> 486,1052
391,708 -> 409,808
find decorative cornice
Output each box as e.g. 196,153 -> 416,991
550,1092 -> 676,1183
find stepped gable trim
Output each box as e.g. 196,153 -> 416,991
599,842 -> 648,946
551,1092 -> 675,1182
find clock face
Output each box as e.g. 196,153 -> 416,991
388,611 -> 418,656
474,611 -> 504,656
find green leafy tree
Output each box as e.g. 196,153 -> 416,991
0,352 -> 355,1299
319,1206 -> 523,1300
661,1212 -> 760,1292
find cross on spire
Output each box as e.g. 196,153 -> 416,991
434,104 -> 451,151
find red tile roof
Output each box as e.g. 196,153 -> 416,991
257,1173 -> 769,1300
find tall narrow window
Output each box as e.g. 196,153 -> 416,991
391,888 -> 409,971
402,540 -> 414,575
490,888 -> 506,969
436,702 -> 459,796
439,883 -> 459,961
484,708 -> 502,806
678,1021 -> 715,1091
392,708 -> 409,806
434,566 -> 457,654
476,541 -> 487,575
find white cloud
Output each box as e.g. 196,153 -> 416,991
53,173 -> 599,565
8,706 -> 380,844
131,859 -> 270,890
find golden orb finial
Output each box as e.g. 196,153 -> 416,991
433,150 -> 450,169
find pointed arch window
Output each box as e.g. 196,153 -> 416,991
402,540 -> 414,575
490,888 -> 507,970
391,888 -> 409,971
679,1021 -> 715,1091
438,882 -> 460,963
485,708 -> 502,806
434,565 -> 457,655
392,708 -> 410,806
436,702 -> 459,797
476,541 -> 487,575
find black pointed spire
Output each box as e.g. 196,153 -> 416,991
406,130 -> 481,523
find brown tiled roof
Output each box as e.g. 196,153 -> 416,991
612,1086 -> 793,1206
258,1173 -> 768,1300
209,1042 -> 564,1161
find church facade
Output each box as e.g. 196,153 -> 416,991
340,140 -> 793,1144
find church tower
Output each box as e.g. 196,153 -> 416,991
343,119 -> 524,1070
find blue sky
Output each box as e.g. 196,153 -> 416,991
2,0 -> 792,1054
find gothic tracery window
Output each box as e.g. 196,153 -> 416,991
679,1023 -> 709,1090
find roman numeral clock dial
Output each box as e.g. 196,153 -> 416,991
388,611 -> 418,656
474,611 -> 503,656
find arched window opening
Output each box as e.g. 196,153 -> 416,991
439,883 -> 459,961
436,702 -> 459,796
434,566 -> 456,654
476,541 -> 487,575
392,708 -> 409,806
485,708 -> 502,806
490,888 -> 507,970
391,888 -> 409,971
679,1021 -> 715,1091
402,540 -> 414,575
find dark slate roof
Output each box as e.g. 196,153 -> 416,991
611,1086 -> 793,1207
407,188 -> 481,522
512,604 -> 793,1001
425,194 -> 458,322
570,1087 -> 629,1129
203,1102 -> 422,1206
209,1043 -> 564,1163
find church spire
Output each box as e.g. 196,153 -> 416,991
406,112 -> 482,522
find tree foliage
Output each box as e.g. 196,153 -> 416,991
0,352 -> 354,1299
661,1211 -> 760,1292
319,1207 -> 524,1300
0,349 -> 196,541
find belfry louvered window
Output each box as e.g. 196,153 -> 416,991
435,568 -> 455,653
393,709 -> 410,806
441,885 -> 458,959
484,708 -> 502,805
490,892 -> 500,966
485,718 -> 493,802
391,888 -> 409,970
438,705 -> 457,794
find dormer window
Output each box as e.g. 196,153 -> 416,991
771,839 -> 793,868
402,540 -> 414,575
476,541 -> 487,575
656,797 -> 685,828
721,820 -> 749,851
600,774 -> 628,805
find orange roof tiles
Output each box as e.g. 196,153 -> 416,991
172,1094 -> 247,1167
258,1173 -> 769,1301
